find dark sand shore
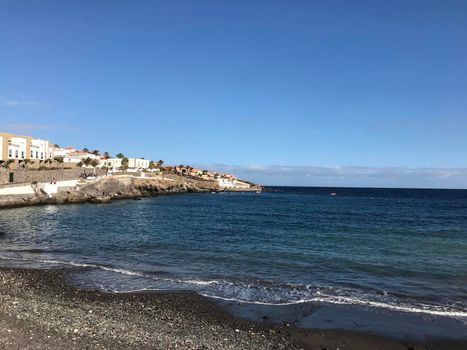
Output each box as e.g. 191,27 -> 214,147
0,267 -> 465,350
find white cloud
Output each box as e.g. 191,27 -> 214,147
0,97 -> 41,107
3,123 -> 52,134
0,100 -> 21,106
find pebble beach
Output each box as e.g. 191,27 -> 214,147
3,267 -> 465,350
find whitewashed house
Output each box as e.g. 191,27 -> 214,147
104,158 -> 150,172
128,158 -> 150,171
217,177 -> 251,189
104,158 -> 122,170
30,138 -> 51,160
7,136 -> 28,160
63,151 -> 100,164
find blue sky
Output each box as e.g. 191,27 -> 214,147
1,1 -> 466,187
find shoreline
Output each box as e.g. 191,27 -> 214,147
0,174 -> 262,210
1,267 -> 465,349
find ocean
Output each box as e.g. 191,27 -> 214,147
1,187 -> 466,339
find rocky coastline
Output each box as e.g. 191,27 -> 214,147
0,174 -> 262,210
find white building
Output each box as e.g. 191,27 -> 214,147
104,158 -> 122,170
30,138 -> 51,160
51,147 -> 72,158
217,178 -> 251,189
104,158 -> 150,172
128,158 -> 150,170
62,151 -> 100,164
7,136 -> 28,160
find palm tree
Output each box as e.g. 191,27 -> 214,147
83,148 -> 89,153
77,160 -> 84,167
4,160 -> 14,169
91,150 -> 100,156
116,153 -> 125,159
90,159 -> 100,168
120,157 -> 129,172
82,157 -> 93,167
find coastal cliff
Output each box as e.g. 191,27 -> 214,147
0,174 -> 260,209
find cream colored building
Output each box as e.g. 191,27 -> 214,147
0,132 -> 52,162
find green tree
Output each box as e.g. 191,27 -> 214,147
82,157 -> 93,167
90,159 -> 100,168
91,150 -> 100,156
54,156 -> 64,164
4,160 -> 14,169
120,157 -> 129,172
157,159 -> 164,167
83,148 -> 89,153
103,151 -> 110,159
116,153 -> 125,159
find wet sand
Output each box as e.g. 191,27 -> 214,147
0,267 -> 465,350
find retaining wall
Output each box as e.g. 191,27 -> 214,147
0,168 -> 106,185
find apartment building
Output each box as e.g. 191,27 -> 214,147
0,132 -> 51,163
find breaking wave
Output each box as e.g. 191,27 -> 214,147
2,255 -> 464,319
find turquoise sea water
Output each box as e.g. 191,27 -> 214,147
1,187 -> 466,330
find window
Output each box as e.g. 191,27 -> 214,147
36,151 -> 39,158
21,151 -> 24,159
31,150 -> 34,158
9,149 -> 12,157
41,152 -> 43,159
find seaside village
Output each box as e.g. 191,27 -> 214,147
0,131 -> 253,193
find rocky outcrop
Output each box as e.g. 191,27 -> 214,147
135,176 -> 220,195
0,174 -> 259,209
0,194 -> 44,209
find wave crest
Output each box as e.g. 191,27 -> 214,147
1,255 -> 466,319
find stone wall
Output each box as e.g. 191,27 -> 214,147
0,168 -> 106,185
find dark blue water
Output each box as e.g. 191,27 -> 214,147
1,187 -> 467,323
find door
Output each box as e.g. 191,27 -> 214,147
8,172 -> 14,183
